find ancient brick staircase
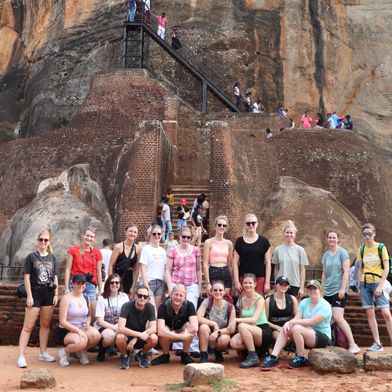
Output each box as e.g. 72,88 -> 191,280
169,184 -> 210,234
1,282 -> 389,347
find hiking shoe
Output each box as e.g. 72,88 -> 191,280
17,356 -> 27,368
366,342 -> 383,352
137,352 -> 150,368
200,351 -> 209,363
175,349 -> 183,356
180,352 -> 195,365
119,354 -> 129,370
348,343 -> 360,354
58,348 -> 70,367
79,351 -> 89,365
287,355 -> 308,369
240,351 -> 259,368
259,355 -> 280,371
190,351 -> 200,358
96,346 -> 106,362
215,350 -> 224,362
39,352 -> 56,362
151,353 -> 170,366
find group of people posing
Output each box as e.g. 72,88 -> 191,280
17,218 -> 392,371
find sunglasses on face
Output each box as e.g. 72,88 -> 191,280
137,293 -> 149,300
216,223 -> 227,228
110,281 -> 120,285
152,232 -> 162,237
245,221 -> 257,226
362,232 -> 374,237
182,235 -> 191,239
38,238 -> 49,243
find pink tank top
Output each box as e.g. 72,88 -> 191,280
209,241 -> 229,265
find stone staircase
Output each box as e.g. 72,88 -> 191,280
169,184 -> 211,234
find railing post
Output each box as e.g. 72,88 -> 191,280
202,80 -> 207,112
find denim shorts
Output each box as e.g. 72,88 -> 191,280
68,281 -> 97,301
149,279 -> 164,296
360,282 -> 390,309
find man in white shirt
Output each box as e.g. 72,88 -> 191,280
100,239 -> 112,284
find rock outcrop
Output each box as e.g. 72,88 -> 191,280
20,368 -> 56,389
0,164 -> 113,271
308,347 -> 357,373
363,351 -> 392,372
183,363 -> 224,387
1,1 -> 391,150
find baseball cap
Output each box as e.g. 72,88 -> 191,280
181,198 -> 187,205
276,276 -> 290,285
306,279 -> 321,289
72,274 -> 87,283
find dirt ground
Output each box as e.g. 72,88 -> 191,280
1,346 -> 392,392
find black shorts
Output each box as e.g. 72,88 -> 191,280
257,323 -> 273,350
209,266 -> 232,288
31,285 -> 54,307
288,286 -> 299,296
324,293 -> 347,308
55,326 -> 69,345
127,336 -> 146,350
313,330 -> 331,348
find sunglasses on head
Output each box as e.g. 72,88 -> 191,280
362,232 -> 373,237
245,221 -> 257,226
110,281 -> 120,285
216,223 -> 227,228
137,293 -> 149,300
38,238 -> 49,243
152,232 -> 162,237
182,235 -> 191,239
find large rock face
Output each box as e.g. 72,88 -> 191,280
1,1 -> 391,150
0,164 -> 113,271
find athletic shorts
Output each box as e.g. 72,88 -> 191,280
149,279 -> 164,296
55,326 -> 69,345
288,286 -> 300,297
31,285 -> 54,307
324,293 -> 348,308
209,265 -> 232,288
313,331 -> 331,348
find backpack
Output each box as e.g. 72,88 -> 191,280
331,323 -> 349,350
205,296 -> 234,320
360,243 -> 392,284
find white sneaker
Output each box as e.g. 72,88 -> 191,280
58,348 -> 70,367
39,352 -> 56,362
366,342 -> 383,352
148,348 -> 160,355
17,356 -> 27,368
79,351 -> 89,365
348,344 -> 360,354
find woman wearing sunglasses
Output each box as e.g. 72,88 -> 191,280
108,224 -> 141,297
233,214 -> 271,294
203,216 -> 234,295
272,220 -> 309,298
57,274 -> 101,366
94,274 -> 129,361
230,273 -> 272,368
17,229 -> 58,368
165,227 -> 202,356
197,280 -> 236,363
140,224 -> 166,310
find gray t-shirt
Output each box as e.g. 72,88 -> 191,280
322,247 -> 350,296
200,299 -> 230,329
272,244 -> 309,287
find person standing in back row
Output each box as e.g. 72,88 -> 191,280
156,12 -> 168,39
358,223 -> 392,352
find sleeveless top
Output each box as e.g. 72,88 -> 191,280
114,242 -> 137,292
268,293 -> 294,327
67,296 -> 88,328
239,297 -> 268,326
209,241 -> 229,265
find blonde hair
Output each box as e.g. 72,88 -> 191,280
361,223 -> 375,232
243,213 -> 258,236
37,228 -> 53,254
215,215 -> 229,228
283,220 -> 297,233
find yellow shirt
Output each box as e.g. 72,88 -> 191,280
358,241 -> 389,283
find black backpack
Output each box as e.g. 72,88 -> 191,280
360,243 -> 392,284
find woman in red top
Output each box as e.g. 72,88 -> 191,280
64,226 -> 103,318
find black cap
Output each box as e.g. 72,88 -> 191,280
276,276 -> 290,285
72,274 -> 87,283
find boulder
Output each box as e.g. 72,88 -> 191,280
363,351 -> 392,371
183,363 -> 224,386
260,176 -> 362,268
308,347 -> 357,373
0,164 -> 113,273
20,368 -> 56,389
